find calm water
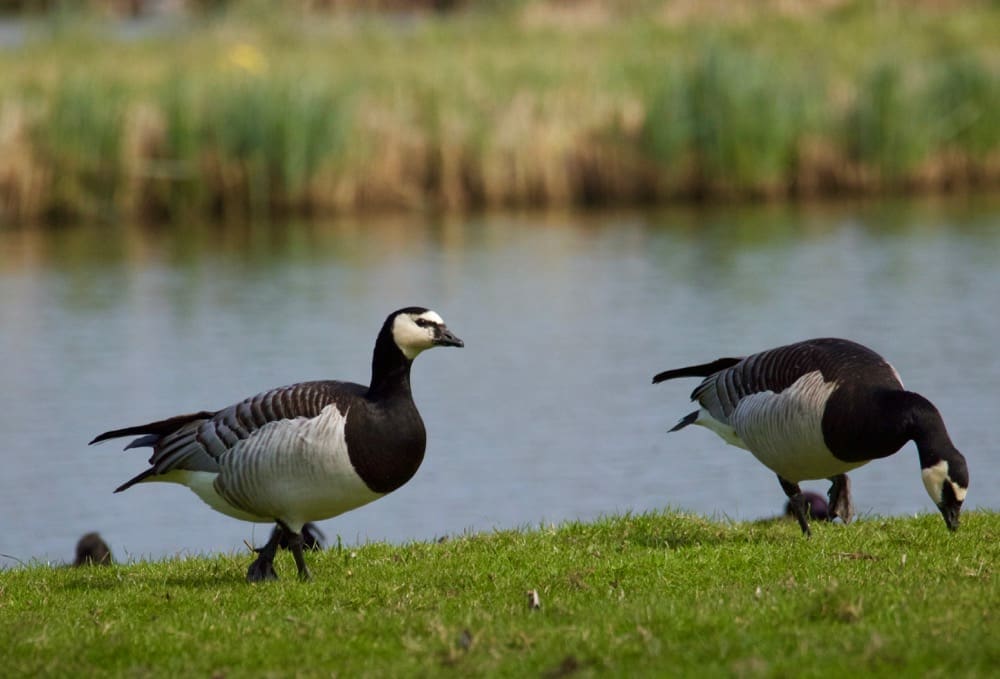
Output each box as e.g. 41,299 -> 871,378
2,197 -> 998,566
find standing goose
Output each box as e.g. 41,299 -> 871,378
91,307 -> 463,581
652,338 -> 968,536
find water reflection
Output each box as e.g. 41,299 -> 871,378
1,196 -> 997,565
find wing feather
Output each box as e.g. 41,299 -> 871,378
93,380 -> 366,491
693,344 -> 816,421
687,338 -> 901,424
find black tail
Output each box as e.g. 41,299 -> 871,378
114,468 -> 158,494
89,410 -> 214,447
652,357 -> 742,384
670,411 -> 699,432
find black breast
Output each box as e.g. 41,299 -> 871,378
345,397 -> 427,494
813,340 -> 911,463
822,384 -> 912,463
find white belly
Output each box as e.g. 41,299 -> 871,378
740,421 -> 869,482
155,405 -> 384,533
158,469 -> 268,522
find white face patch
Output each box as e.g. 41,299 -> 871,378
921,460 -> 948,504
417,310 -> 444,325
392,310 -> 444,360
950,481 -> 967,503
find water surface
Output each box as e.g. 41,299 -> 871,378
1,197 -> 997,565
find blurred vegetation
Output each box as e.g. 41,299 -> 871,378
0,0 -> 997,223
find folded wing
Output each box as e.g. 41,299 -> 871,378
91,381 -> 361,492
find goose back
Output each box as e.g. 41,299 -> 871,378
687,339 -> 910,480
97,379 -> 426,526
691,338 -> 904,423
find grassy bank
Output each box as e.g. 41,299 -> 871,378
1,511 -> 997,676
0,1 -> 998,223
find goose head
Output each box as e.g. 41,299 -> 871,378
920,455 -> 968,532
390,307 -> 464,360
906,392 -> 969,532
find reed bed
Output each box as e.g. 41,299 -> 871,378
0,1 -> 997,222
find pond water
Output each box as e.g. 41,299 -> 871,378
1,196 -> 998,566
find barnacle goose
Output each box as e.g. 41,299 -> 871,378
91,307 -> 463,581
652,338 -> 969,536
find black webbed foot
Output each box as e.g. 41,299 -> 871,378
246,555 -> 279,582
246,524 -> 283,583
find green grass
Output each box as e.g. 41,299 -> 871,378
2,511 -> 997,676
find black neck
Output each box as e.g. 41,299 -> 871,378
367,324 -> 413,401
886,390 -> 961,470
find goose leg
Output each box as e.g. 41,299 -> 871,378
276,520 -> 312,581
286,532 -> 312,581
246,525 -> 283,582
778,476 -> 812,537
827,474 -> 853,524
300,522 -> 326,551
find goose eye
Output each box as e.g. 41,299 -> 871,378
414,318 -> 434,328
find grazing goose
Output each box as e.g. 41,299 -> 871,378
91,307 -> 463,581
652,338 -> 968,536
